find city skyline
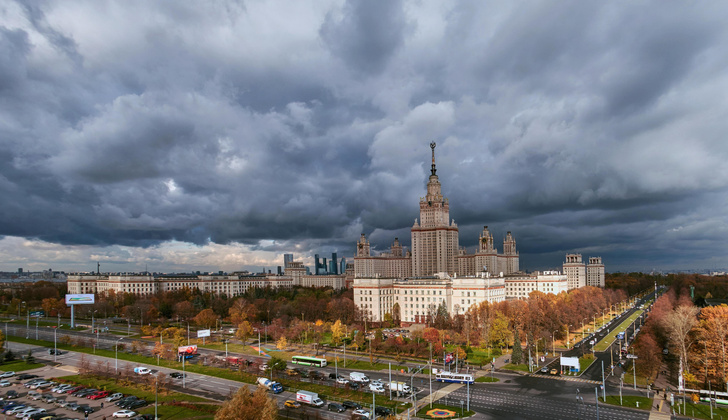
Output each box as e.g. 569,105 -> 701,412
1,2 -> 728,274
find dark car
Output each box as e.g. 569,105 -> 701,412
293,368 -> 308,378
79,405 -> 94,414
328,373 -> 338,380
115,396 -> 138,407
4,390 -> 18,399
375,407 -> 392,416
130,415 -> 155,420
169,372 -> 185,379
342,401 -> 362,410
347,382 -> 360,390
127,400 -> 148,409
309,371 -> 325,380
67,402 -> 81,411
15,374 -> 37,381
327,402 -> 346,413
48,349 -> 63,355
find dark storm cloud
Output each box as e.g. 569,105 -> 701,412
0,0 -> 727,272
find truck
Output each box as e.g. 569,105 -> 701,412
296,390 -> 324,407
256,377 -> 283,394
349,372 -> 370,383
389,381 -> 411,394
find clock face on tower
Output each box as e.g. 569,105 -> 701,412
481,238 -> 487,244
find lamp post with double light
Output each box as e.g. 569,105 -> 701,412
115,337 -> 124,372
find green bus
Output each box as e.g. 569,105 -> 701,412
291,355 -> 328,367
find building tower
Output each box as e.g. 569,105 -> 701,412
501,231 -> 519,274
587,257 -> 605,287
356,234 -> 371,257
411,142 -> 459,276
563,254 -> 586,290
283,253 -> 294,268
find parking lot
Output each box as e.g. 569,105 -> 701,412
0,366 -> 155,420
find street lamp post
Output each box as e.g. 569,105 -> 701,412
115,337 -> 124,372
54,328 -> 57,363
35,313 -> 39,340
552,330 -> 558,355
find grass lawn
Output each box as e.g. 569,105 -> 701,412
579,356 -> 596,373
674,401 -> 728,419
600,395 -> 652,410
475,376 -> 499,383
416,402 -> 475,419
502,363 -> 529,373
0,360 -> 45,372
623,372 -> 650,387
593,310 -> 644,352
338,359 -> 407,372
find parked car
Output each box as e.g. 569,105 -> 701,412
106,393 -> 124,402
27,391 -> 42,400
0,372 -> 15,379
15,375 -> 37,381
126,400 -> 148,410
112,410 -> 136,418
115,396 -> 138,407
352,409 -> 371,419
78,405 -> 94,415
347,382 -> 360,390
375,407 -> 392,417
336,377 -> 349,385
89,391 -> 110,400
342,401 -> 362,410
4,390 -> 19,400
0,381 -> 11,388
327,402 -> 345,412
66,402 -> 80,411
39,395 -> 55,404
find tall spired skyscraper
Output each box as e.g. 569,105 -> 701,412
411,142 -> 459,276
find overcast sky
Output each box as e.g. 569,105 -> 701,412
1,0 -> 727,274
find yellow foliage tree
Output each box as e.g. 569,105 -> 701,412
215,385 -> 277,420
331,320 -> 345,345
236,321 -> 254,345
277,336 -> 288,350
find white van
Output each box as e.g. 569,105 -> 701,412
349,372 -> 370,383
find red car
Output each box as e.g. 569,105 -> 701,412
67,386 -> 84,394
89,391 -> 110,400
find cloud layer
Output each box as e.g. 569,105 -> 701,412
1,0 -> 727,273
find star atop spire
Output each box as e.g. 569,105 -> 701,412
430,141 -> 437,176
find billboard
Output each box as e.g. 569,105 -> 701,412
178,345 -> 198,355
197,329 -> 211,338
65,294 -> 95,305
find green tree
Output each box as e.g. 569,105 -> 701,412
511,328 -> 523,365
267,356 -> 287,379
215,385 -> 277,420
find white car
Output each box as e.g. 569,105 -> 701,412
0,372 -> 15,379
112,410 -> 136,418
106,392 -> 124,402
133,367 -> 151,375
18,408 -> 44,419
370,379 -> 384,387
352,409 -> 371,419
52,384 -> 72,393
336,377 -> 349,385
368,384 -> 385,394
27,391 -> 41,400
0,381 -> 11,387
13,407 -> 36,417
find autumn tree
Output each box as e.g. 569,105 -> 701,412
662,305 -> 699,373
277,336 -> 288,350
698,305 -> 728,384
236,321 -> 254,345
174,301 -> 195,321
215,385 -> 277,420
194,309 -> 218,330
228,299 -> 251,325
331,320 -> 345,345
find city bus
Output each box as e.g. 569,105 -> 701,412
291,356 -> 328,367
435,372 -> 474,384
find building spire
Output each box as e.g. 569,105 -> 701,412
430,141 -> 437,176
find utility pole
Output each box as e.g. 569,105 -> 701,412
595,387 -> 600,420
